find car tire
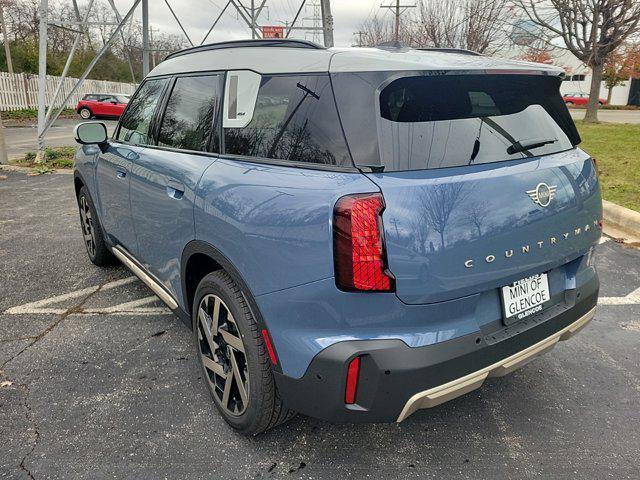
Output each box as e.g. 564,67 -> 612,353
77,186 -> 117,266
193,271 -> 295,435
79,107 -> 92,119
565,101 -> 574,106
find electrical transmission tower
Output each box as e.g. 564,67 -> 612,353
303,2 -> 322,43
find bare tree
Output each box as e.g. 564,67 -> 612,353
514,0 -> 640,122
359,15 -> 412,46
421,183 -> 469,249
465,203 -> 488,238
357,0 -> 510,53
411,0 -> 511,54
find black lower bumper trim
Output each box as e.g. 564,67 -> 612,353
273,289 -> 598,423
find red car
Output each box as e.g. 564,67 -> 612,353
76,93 -> 130,119
562,92 -> 606,106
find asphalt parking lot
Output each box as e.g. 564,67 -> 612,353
0,170 -> 639,479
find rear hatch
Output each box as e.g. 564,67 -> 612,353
332,71 -> 602,304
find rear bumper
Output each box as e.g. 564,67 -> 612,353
273,289 -> 598,423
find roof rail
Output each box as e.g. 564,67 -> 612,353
165,39 -> 325,60
416,47 -> 482,56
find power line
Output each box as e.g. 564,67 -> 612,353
380,0 -> 415,42
353,30 -> 366,47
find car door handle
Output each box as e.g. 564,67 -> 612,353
165,180 -> 185,200
116,170 -> 126,179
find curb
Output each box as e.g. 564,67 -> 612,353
602,200 -> 640,238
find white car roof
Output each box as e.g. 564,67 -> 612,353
148,40 -> 564,78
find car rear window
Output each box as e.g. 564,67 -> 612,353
331,72 -> 580,171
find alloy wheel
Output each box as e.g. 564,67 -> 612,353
79,195 -> 96,258
80,109 -> 90,119
197,294 -> 250,416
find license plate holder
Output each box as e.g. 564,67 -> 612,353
501,273 -> 550,325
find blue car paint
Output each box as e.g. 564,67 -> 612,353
194,157 -> 379,296
366,148 -> 602,304
254,246 -> 597,379
93,143 -> 145,254
128,147 -> 217,305
75,143 -> 601,380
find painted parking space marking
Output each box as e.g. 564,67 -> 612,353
599,287 -> 640,306
4,276 -> 171,316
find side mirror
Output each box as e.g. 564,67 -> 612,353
74,122 -> 108,146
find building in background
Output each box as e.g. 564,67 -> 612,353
557,51 -> 637,106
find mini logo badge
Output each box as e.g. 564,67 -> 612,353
526,183 -> 556,207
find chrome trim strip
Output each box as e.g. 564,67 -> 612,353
111,246 -> 179,310
396,306 -> 596,422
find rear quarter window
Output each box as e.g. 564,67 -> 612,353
223,74 -> 351,167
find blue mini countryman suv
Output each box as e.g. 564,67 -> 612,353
73,39 -> 602,435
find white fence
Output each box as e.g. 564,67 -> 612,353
0,72 -> 137,111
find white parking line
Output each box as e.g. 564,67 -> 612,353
599,287 -> 640,306
3,277 -> 170,316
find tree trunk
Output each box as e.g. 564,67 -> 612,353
607,87 -> 613,105
584,62 -> 604,123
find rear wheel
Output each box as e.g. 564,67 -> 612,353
79,107 -> 92,119
565,101 -> 574,106
77,187 -> 116,266
193,271 -> 295,435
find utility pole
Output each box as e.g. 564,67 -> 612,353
36,0 -> 48,158
319,0 -> 333,47
0,110 -> 7,165
0,2 -> 13,74
250,0 -> 255,39
142,0 -> 149,76
149,25 -> 160,69
353,31 -> 366,47
380,0 -> 414,43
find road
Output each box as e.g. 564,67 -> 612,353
0,170 -> 639,479
3,119 -> 118,160
569,108 -> 640,124
2,109 -> 639,161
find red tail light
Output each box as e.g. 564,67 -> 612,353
345,356 -> 361,404
333,193 -> 395,292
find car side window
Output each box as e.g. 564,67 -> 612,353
117,79 -> 168,146
223,74 -> 351,166
157,75 -> 221,152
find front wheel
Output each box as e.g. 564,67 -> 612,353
78,107 -> 92,119
77,187 -> 116,266
193,271 -> 295,435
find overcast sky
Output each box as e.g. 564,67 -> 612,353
112,0 -> 382,48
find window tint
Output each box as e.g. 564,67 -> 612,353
224,74 -> 351,166
117,78 -> 168,146
158,75 -> 221,152
84,94 -> 99,101
332,72 -> 580,171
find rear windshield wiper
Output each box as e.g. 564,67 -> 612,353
507,137 -> 557,155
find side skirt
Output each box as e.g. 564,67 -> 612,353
112,246 -> 178,309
